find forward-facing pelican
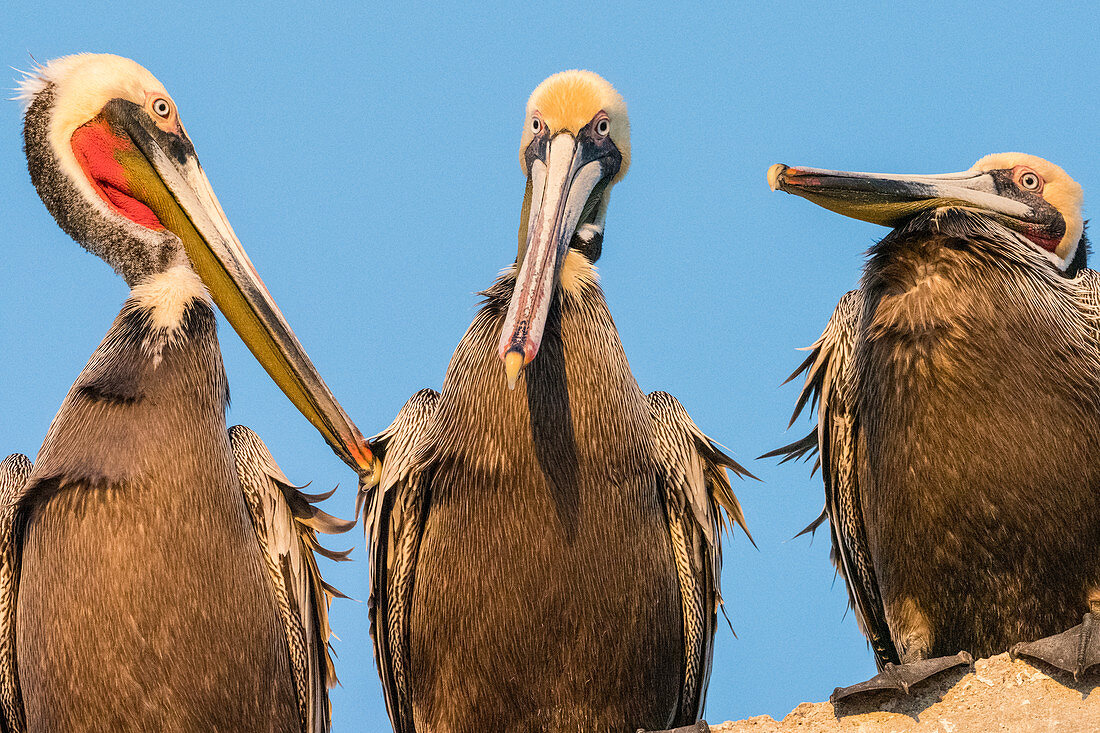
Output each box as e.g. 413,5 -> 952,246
2,53 -> 377,731
767,154 -> 1100,698
362,71 -> 751,733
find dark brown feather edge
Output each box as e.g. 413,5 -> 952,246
0,453 -> 31,733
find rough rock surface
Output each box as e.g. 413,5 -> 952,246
711,653 -> 1100,732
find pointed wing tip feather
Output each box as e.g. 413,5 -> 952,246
695,431 -> 758,483
322,580 -> 353,601
717,454 -> 760,482
315,544 -> 355,562
719,452 -> 760,483
781,345 -> 820,385
301,509 -> 358,536
298,484 -> 339,503
759,430 -> 819,467
718,602 -> 737,638
792,507 -> 828,540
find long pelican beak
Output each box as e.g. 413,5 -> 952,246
498,132 -> 615,389
108,100 -> 378,481
767,163 -> 1033,227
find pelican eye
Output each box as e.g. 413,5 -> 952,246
530,116 -> 542,134
1017,169 -> 1043,192
151,97 -> 173,119
594,117 -> 610,137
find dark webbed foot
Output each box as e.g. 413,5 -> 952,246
830,651 -> 973,702
1012,612 -> 1100,680
637,722 -> 709,733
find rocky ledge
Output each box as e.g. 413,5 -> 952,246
712,653 -> 1100,732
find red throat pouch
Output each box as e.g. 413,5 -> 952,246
70,118 -> 165,231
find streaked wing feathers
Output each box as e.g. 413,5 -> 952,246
230,426 -> 353,733
769,290 -> 898,668
364,389 -> 439,733
647,391 -> 751,723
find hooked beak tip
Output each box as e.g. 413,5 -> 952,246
504,350 -> 525,390
360,454 -> 383,489
767,163 -> 788,192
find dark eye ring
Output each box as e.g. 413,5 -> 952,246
1019,170 -> 1042,191
595,118 -> 610,137
530,117 -> 542,134
151,98 -> 172,119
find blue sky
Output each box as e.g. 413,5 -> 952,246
1,2 -> 1098,729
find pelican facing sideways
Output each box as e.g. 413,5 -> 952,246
2,54 -> 376,731
363,70 -> 752,733
768,154 -> 1100,699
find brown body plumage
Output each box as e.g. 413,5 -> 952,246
860,221 -> 1100,659
370,263 -> 747,733
423,271 -> 679,730
365,71 -> 749,733
17,300 -> 300,731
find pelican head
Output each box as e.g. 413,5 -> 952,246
20,53 -> 377,477
768,153 -> 1085,273
498,70 -> 630,389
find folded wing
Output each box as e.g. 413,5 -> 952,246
648,391 -> 752,723
766,291 -> 898,668
363,389 -> 439,733
230,426 -> 354,733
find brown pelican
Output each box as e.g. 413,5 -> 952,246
361,70 -> 752,733
767,154 -> 1100,699
2,53 -> 377,731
